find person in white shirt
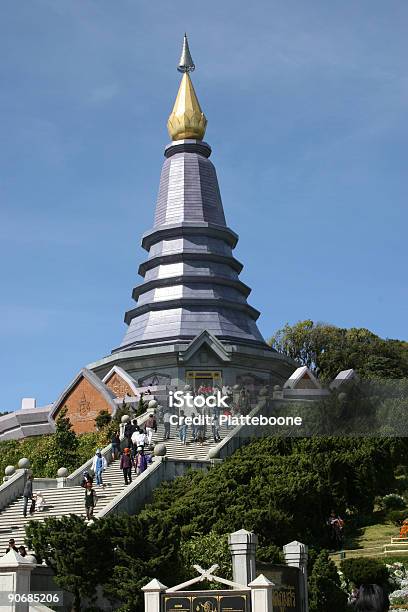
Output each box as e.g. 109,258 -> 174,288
131,427 -> 140,447
134,428 -> 147,449
35,493 -> 46,511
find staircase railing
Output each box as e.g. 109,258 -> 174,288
0,470 -> 26,512
66,441 -> 113,487
204,396 -> 268,460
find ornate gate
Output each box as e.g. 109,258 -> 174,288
162,590 -> 250,612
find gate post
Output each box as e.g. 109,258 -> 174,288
228,529 -> 258,586
248,574 -> 274,611
283,541 -> 309,612
0,549 -> 35,612
142,578 -> 167,612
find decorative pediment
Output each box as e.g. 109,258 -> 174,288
330,368 -> 359,390
283,366 -> 321,390
180,330 -> 231,364
102,366 -> 139,397
138,372 -> 172,388
49,368 -> 117,434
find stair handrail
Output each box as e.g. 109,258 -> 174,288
0,469 -> 26,511
96,457 -> 164,518
204,398 -> 267,460
66,442 -> 113,487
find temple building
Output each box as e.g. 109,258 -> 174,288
1,36 -> 296,437
87,34 -> 295,396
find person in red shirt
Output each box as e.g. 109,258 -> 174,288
120,448 -> 134,485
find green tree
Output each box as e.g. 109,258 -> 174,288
25,513 -> 171,612
48,407 -> 79,474
95,409 -> 112,430
0,428 -> 110,478
308,550 -> 347,612
179,532 -> 232,584
135,395 -> 147,418
135,436 -> 404,551
269,320 -> 408,381
25,515 -> 112,611
101,514 -> 168,612
340,557 -> 389,589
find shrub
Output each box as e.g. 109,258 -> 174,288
387,510 -> 408,526
257,544 -> 286,564
111,403 -> 130,426
394,465 -> 407,477
381,493 -> 406,511
340,557 -> 389,588
308,550 -> 348,612
0,421 -> 110,478
135,397 -> 148,418
179,532 -> 232,583
95,410 -> 112,430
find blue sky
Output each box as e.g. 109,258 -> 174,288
0,1 -> 407,410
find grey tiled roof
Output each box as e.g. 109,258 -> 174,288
0,406 -> 54,440
115,140 -> 266,352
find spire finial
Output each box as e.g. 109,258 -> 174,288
177,33 -> 195,73
167,35 -> 207,141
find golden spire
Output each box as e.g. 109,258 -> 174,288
167,35 -> 207,141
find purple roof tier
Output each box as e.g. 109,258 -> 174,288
114,139 -> 266,352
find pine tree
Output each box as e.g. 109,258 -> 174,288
308,550 -> 348,612
25,515 -> 112,611
51,407 -> 79,473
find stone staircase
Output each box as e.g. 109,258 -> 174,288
0,457 -> 124,553
150,420 -> 231,460
0,421 -> 231,553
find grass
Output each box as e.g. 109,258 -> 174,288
330,510 -> 408,564
384,555 -> 408,564
342,512 -> 398,552
354,521 -> 398,549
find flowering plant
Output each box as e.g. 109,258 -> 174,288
387,562 -> 408,610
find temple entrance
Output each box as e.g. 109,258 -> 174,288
185,371 -> 222,392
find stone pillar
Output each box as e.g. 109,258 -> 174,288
248,574 -> 274,612
228,529 -> 258,586
283,541 -> 309,612
57,467 -> 69,488
0,549 -> 35,612
142,578 -> 167,612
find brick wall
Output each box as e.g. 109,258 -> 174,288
53,377 -> 114,434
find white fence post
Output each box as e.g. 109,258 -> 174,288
142,578 -> 167,612
249,574 -> 274,611
228,529 -> 258,586
0,549 -> 35,612
283,540 -> 309,612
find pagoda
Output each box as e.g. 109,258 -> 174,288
89,35 -> 294,393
